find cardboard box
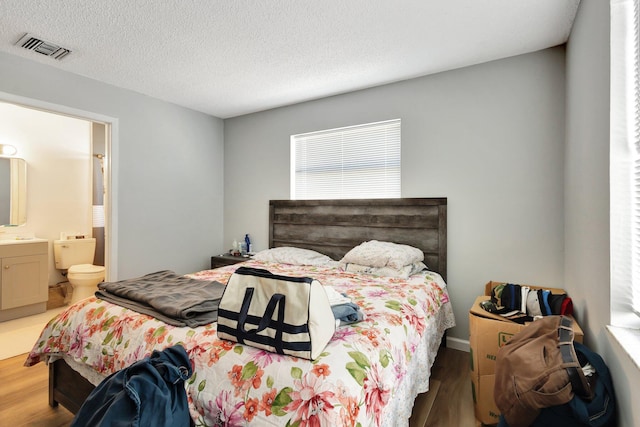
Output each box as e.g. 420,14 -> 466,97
469,282 -> 584,425
471,374 -> 500,425
469,296 -> 584,377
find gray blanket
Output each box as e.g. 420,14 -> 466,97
96,270 -> 226,327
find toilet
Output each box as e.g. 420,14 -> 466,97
53,237 -> 106,303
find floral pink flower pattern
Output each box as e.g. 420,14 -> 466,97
25,261 -> 455,426
206,390 -> 244,426
363,362 -> 391,425
286,372 -> 337,426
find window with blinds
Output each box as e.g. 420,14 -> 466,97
291,119 -> 401,200
611,0 -> 640,328
631,0 -> 640,317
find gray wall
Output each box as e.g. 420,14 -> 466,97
0,51 -> 225,279
224,47 -> 567,343
565,0 -> 640,425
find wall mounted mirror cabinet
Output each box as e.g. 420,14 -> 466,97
0,157 -> 27,227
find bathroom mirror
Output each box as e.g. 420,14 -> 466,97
0,157 -> 27,226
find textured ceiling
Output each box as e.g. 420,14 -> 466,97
0,0 -> 580,118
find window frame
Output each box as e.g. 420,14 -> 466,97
610,0 -> 640,330
290,119 -> 401,200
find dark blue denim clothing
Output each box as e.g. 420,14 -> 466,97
331,302 -> 364,325
71,344 -> 193,427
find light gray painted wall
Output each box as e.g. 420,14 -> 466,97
565,0 -> 639,425
224,47 -> 567,342
0,51 -> 225,279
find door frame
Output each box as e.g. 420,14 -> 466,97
0,90 -> 118,281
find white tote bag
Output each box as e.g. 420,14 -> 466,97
217,267 -> 336,360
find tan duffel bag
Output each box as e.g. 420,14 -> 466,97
217,266 -> 336,360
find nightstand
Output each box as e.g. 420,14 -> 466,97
210,254 -> 250,269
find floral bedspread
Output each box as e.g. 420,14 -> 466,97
26,261 -> 455,427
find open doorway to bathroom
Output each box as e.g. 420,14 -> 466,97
0,94 -> 116,358
0,91 -> 116,288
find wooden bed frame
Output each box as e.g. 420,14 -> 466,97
48,197 -> 448,419
269,198 -> 447,281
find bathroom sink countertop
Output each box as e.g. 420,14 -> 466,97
0,237 -> 48,245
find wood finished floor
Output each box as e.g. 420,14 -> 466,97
0,347 -> 479,427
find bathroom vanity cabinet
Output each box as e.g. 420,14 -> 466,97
0,239 -> 48,322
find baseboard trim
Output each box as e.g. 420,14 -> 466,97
446,336 -> 469,352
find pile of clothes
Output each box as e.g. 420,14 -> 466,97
481,283 -> 574,324
324,286 -> 364,326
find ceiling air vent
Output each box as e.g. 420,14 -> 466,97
15,33 -> 71,60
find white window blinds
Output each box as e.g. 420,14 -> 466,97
631,0 -> 640,317
291,119 -> 401,200
611,0 -> 640,328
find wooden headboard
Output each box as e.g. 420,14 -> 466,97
269,198 -> 447,281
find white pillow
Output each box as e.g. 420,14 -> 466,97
339,240 -> 424,270
340,261 -> 427,279
252,247 -> 335,266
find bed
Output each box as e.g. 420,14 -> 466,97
25,198 -> 455,426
